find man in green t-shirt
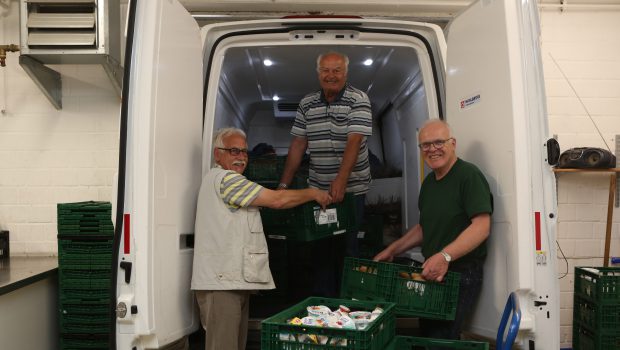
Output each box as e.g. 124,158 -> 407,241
374,119 -> 493,340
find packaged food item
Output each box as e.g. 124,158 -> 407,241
411,272 -> 425,281
353,318 -> 370,330
348,311 -> 371,320
337,315 -> 356,330
370,306 -> 383,321
306,305 -> 330,317
399,271 -> 412,279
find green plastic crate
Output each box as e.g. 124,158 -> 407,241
59,311 -> 111,334
574,295 -> 620,332
261,297 -> 396,350
58,240 -> 113,255
244,155 -> 287,181
341,258 -> 460,320
261,193 -> 356,242
575,267 -> 620,304
60,288 -> 110,301
386,336 -> 489,350
60,336 -> 109,350
340,257 -> 393,303
60,302 -> 110,315
573,322 -> 620,350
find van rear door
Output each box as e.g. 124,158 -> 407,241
115,0 -> 203,348
446,0 -> 558,348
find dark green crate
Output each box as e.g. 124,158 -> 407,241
58,201 -> 112,211
60,296 -> 109,305
60,278 -> 111,290
60,336 -> 109,350
60,268 -> 111,279
244,155 -> 288,181
386,336 -> 489,350
59,310 -> 111,334
389,263 -> 459,320
60,288 -> 110,301
574,295 -> 620,332
340,258 -> 460,320
575,267 -> 620,304
340,257 -> 393,303
573,321 -> 620,350
261,193 -> 356,242
261,297 -> 396,350
58,255 -> 112,269
60,302 -> 111,315
58,240 -> 113,255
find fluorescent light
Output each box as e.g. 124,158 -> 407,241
363,59 -> 373,66
272,95 -> 280,101
263,59 -> 273,66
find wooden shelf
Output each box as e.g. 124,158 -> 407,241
554,168 -> 618,267
553,168 -> 620,173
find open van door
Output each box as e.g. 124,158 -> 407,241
115,0 -> 202,348
445,0 -> 558,348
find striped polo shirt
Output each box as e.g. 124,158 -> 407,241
219,170 -> 263,212
291,83 -> 372,195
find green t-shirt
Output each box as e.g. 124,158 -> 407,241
419,158 -> 493,265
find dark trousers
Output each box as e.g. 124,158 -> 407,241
420,260 -> 484,340
313,194 -> 365,297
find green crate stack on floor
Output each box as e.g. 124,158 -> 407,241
57,201 -> 114,350
572,267 -> 620,350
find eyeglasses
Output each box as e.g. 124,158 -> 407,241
217,147 -> 248,156
318,67 -> 345,75
418,138 -> 454,151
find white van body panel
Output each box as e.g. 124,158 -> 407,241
118,0 -> 559,348
446,0 -> 558,346
117,0 -> 202,348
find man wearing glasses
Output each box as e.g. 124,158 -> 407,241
279,51 -> 372,296
374,119 -> 493,341
191,128 -> 331,350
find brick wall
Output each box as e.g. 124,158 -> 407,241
0,1 -> 121,255
540,8 -> 620,348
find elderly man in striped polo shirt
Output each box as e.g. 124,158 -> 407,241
191,128 -> 331,350
279,51 -> 372,295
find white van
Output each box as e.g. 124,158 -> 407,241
113,0 -> 559,348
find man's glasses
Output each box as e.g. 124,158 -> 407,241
318,68 -> 345,75
217,147 -> 248,156
418,138 -> 454,151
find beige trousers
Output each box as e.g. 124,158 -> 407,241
195,290 -> 251,350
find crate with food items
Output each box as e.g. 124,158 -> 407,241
341,257 -> 460,320
261,297 -> 396,350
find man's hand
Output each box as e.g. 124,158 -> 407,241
373,248 -> 394,262
313,189 -> 332,210
421,253 -> 449,282
329,176 -> 347,203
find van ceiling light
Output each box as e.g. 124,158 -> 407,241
272,95 -> 280,101
363,59 -> 373,66
263,59 -> 273,66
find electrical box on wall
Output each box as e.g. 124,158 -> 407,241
18,0 -> 122,109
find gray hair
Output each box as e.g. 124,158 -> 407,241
316,52 -> 349,73
213,127 -> 246,150
420,119 -> 453,138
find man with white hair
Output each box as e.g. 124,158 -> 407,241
375,119 -> 493,340
191,127 -> 331,350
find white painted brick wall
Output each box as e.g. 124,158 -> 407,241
0,1 -> 120,256
541,8 -> 620,348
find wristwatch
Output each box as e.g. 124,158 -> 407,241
277,183 -> 288,189
440,250 -> 452,263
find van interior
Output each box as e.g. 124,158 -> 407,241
208,43 -> 437,316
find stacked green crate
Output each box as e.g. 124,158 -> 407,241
57,201 -> 114,349
572,267 -> 620,350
